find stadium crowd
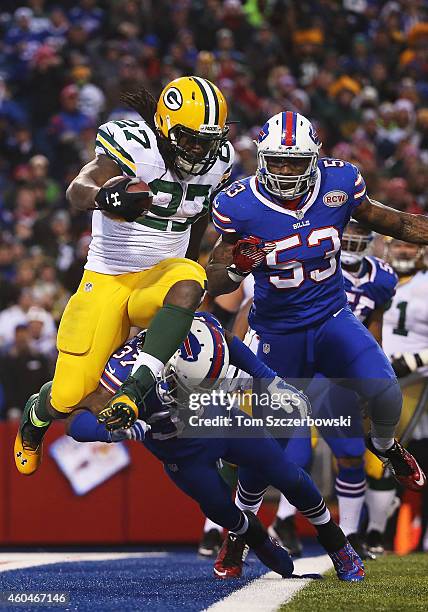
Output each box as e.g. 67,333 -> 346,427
0,0 -> 428,415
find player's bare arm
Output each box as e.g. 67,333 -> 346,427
366,307 -> 384,345
185,213 -> 209,261
353,197 -> 428,244
206,234 -> 240,296
66,155 -> 120,211
232,298 -> 253,340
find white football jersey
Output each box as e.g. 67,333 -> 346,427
87,119 -> 234,274
383,271 -> 428,356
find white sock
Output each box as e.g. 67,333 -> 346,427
131,351 -> 164,377
337,495 -> 365,536
366,488 -> 398,533
371,437 -> 395,452
204,517 -> 223,533
276,495 -> 297,520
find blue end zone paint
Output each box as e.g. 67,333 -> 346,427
0,552 -> 267,612
0,544 -> 325,611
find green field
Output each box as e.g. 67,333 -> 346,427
281,554 -> 428,612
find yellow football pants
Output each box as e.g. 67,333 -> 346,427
51,258 -> 206,412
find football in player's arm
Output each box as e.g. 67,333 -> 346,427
14,77 -> 235,476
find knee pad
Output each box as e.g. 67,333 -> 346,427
366,379 -> 402,430
51,358 -> 98,412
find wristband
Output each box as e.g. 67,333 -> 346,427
227,265 -> 249,283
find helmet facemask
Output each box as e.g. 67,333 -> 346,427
257,151 -> 319,199
385,240 -> 426,275
341,223 -> 374,266
169,124 -> 229,176
157,359 -> 221,413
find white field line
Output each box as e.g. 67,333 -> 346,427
204,554 -> 332,612
0,551 -> 167,573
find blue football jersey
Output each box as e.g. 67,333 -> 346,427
343,256 -> 397,323
212,158 -> 367,333
100,311 -> 226,439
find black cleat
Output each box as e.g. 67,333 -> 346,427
366,530 -> 385,556
198,529 -> 223,557
268,516 -> 303,557
347,532 -> 376,561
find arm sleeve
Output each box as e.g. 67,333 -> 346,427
352,165 -> 367,207
95,121 -> 137,176
228,335 -> 276,379
211,188 -> 241,235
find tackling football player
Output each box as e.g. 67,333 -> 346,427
15,77 -> 234,475
66,313 -> 365,582
207,111 -> 427,496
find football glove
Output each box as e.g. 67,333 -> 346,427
267,376 -> 311,419
227,236 -> 276,282
391,349 -> 428,378
95,176 -> 153,222
110,419 -> 151,442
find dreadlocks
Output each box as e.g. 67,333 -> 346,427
120,88 -> 175,171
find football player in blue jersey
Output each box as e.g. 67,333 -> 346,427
207,110 -> 427,498
268,221 -> 399,559
66,313 -> 365,582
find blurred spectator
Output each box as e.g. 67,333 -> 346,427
0,324 -> 51,415
48,84 -> 93,176
26,305 -> 57,358
71,64 -> 105,121
0,288 -> 35,349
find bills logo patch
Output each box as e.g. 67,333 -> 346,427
323,190 -> 348,207
178,332 -> 201,362
262,343 -> 270,354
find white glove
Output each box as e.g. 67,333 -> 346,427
110,419 -> 151,442
266,376 -> 311,419
390,349 -> 428,378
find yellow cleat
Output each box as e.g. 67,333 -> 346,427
97,393 -> 139,431
14,394 -> 43,476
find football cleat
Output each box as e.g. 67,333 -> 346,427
198,529 -> 223,557
214,532 -> 249,579
268,516 -> 303,558
365,530 -> 385,556
367,437 -> 426,491
244,511 -> 294,578
252,535 -> 294,578
14,392 -> 48,476
329,541 -> 365,582
347,532 -> 376,561
97,393 -> 139,431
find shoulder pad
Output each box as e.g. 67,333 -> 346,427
214,178 -> 254,220
96,119 -> 159,176
366,256 -> 398,302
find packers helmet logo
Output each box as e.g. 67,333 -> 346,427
163,87 -> 183,111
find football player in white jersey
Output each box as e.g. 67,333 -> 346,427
365,239 -> 428,554
15,77 -> 234,475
